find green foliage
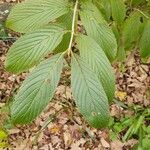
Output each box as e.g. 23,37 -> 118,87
110,0 -> 126,25
122,12 -> 146,50
5,0 -> 150,128
109,104 -> 150,150
0,130 -> 8,148
140,20 -> 150,57
5,0 -> 116,128
76,35 -> 115,102
80,1 -> 117,61
109,0 -> 150,59
0,23 -> 8,39
94,0 -> 150,59
5,25 -> 65,73
71,54 -> 109,128
6,0 -> 71,33
11,54 -> 64,124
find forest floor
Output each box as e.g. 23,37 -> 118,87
0,0 -> 150,150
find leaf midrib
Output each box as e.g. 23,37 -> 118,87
73,55 -> 107,114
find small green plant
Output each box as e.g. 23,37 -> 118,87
0,23 -> 7,38
5,0 -> 150,128
109,105 -> 150,150
98,0 -> 150,60
0,129 -> 8,148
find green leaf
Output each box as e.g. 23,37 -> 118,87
71,54 -> 109,128
111,22 -> 120,42
132,0 -> 146,6
11,53 -> 64,124
0,130 -> 7,140
123,12 -> 146,50
110,0 -> 126,24
57,11 -> 73,30
133,116 -> 144,134
142,138 -> 150,150
0,129 -> 8,148
140,20 -> 150,58
81,1 -> 106,24
116,45 -> 126,62
5,25 -> 65,73
146,126 -> 150,134
0,23 -> 7,38
6,0 -> 70,33
54,12 -> 72,53
101,0 -> 112,21
54,33 -> 71,53
94,0 -> 112,21
80,1 -> 117,61
76,35 -> 115,102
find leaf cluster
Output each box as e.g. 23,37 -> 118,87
94,0 -> 150,59
5,0 -> 150,128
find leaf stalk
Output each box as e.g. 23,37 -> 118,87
134,8 -> 149,19
67,0 -> 78,56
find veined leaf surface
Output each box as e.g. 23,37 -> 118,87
6,0 -> 70,33
71,54 -> 109,128
5,25 -> 65,73
140,20 -> 150,58
54,12 -> 72,53
110,0 -> 126,24
94,0 -> 112,21
11,53 -> 64,124
123,12 -> 146,50
80,2 -> 117,61
76,35 -> 115,102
